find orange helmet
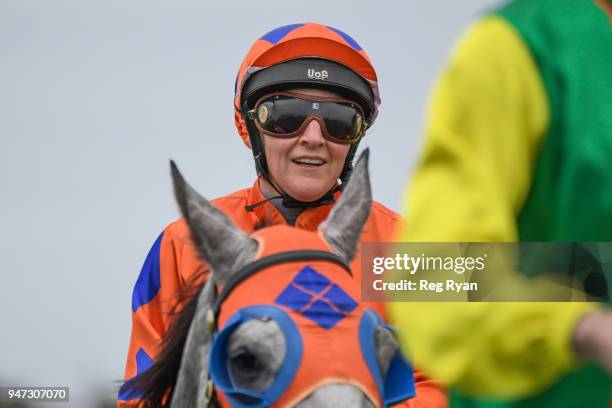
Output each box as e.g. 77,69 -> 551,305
234,23 -> 381,148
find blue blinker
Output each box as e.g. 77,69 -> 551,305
209,305 -> 303,408
358,309 -> 416,406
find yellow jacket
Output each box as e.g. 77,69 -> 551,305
390,16 -> 595,399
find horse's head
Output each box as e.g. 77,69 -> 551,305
129,150 -> 414,407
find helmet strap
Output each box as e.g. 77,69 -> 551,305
242,102 -> 269,176
338,141 -> 360,188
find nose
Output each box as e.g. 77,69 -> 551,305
298,118 -> 325,146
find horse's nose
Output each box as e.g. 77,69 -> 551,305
295,384 -> 377,408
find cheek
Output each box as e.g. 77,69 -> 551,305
262,137 -> 293,169
330,144 -> 352,169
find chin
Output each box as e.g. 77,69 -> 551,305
287,186 -> 330,203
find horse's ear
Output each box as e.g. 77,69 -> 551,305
170,160 -> 258,284
320,148 -> 372,264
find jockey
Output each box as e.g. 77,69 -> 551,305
118,23 -> 447,407
390,1 -> 612,407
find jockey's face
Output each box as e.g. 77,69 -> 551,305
260,88 -> 352,203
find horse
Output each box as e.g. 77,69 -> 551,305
123,150 -> 414,407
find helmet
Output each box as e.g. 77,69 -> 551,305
234,22 -> 381,147
234,23 -> 381,206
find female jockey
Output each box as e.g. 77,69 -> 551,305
118,23 -> 447,407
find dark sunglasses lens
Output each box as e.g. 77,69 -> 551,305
257,97 -> 308,135
322,103 -> 363,141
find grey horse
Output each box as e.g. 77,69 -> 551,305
125,150 -> 402,407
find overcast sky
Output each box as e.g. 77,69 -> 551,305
0,0 -> 498,406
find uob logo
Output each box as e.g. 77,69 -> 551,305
307,68 -> 328,80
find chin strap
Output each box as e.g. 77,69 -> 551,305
339,141 -> 359,186
244,194 -> 282,212
244,181 -> 339,212
241,102 -> 346,211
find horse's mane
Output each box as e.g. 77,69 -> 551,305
122,272 -> 206,408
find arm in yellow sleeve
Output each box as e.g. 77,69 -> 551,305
402,16 -> 548,243
390,16 -> 596,399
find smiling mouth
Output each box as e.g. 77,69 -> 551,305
292,158 -> 326,167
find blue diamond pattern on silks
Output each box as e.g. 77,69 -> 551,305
117,348 -> 154,401
275,265 -> 358,330
135,348 -> 154,373
325,25 -> 363,51
260,23 -> 305,45
132,232 -> 163,312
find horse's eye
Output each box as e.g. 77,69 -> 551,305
375,326 -> 399,378
225,318 -> 285,392
230,347 -> 262,373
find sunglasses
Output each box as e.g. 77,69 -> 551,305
248,92 -> 367,144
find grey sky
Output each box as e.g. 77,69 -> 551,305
0,0 -> 497,406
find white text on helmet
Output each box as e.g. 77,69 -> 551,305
307,69 -> 328,81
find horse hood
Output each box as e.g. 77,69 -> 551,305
210,225 -> 415,407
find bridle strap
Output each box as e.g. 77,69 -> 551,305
211,250 -> 351,327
